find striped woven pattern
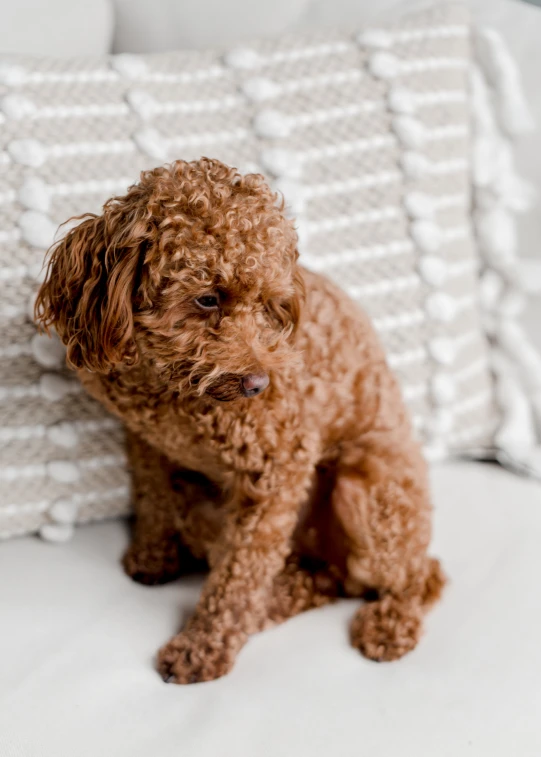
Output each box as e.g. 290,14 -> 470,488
0,3 -> 498,539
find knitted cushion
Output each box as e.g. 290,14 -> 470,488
0,3 -> 537,540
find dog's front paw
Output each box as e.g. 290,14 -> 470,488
157,630 -> 239,684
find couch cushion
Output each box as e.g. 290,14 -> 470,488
111,0 -> 541,268
1,4 -> 517,541
1,461 -> 540,756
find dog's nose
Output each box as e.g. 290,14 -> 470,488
241,372 -> 269,398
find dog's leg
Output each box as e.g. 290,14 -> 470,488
122,433 -> 203,585
264,555 -> 340,627
332,438 -> 445,662
157,458 -> 317,683
331,365 -> 445,662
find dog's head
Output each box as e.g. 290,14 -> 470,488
35,158 -> 303,401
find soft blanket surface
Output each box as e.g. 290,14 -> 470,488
1,461 -> 540,757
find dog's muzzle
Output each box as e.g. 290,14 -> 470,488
240,372 -> 269,398
206,371 -> 269,401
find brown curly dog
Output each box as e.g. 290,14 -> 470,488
36,157 -> 445,684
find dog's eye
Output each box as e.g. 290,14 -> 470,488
195,294 -> 220,311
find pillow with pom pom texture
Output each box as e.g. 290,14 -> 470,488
0,3 -> 539,541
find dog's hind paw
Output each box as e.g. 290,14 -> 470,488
122,542 -> 183,586
350,595 -> 423,662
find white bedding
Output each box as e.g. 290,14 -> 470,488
1,461 -> 540,757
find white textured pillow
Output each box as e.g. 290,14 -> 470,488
0,3 -> 538,541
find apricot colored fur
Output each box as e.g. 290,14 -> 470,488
36,158 -> 445,684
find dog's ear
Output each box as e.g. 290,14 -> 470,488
267,259 -> 305,335
35,207 -> 146,373
285,265 -> 305,333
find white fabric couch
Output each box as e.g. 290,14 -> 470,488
2,462 -> 541,756
1,2 -> 540,755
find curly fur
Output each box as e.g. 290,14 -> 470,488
36,158 -> 445,684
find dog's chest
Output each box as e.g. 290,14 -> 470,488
145,402 -> 267,477
126,399 -> 240,477
82,369 -> 274,478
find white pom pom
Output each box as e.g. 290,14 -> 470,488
19,210 -> 57,249
241,77 -> 280,102
47,422 -> 79,449
501,168 -> 536,215
475,28 -> 535,136
39,373 -> 74,402
425,292 -> 457,323
224,48 -> 261,70
18,177 -> 51,212
1,94 -> 36,119
472,136 -> 498,188
273,178 -> 305,215
392,116 -> 426,148
357,29 -> 392,48
475,207 -> 517,262
404,191 -> 434,220
369,52 -> 399,80
126,89 -> 156,120
388,87 -> 416,114
39,522 -> 75,543
133,128 -> 168,160
477,139 -> 536,212
428,338 -> 457,366
431,374 -> 457,404
496,320 -> 541,390
112,54 -> 148,78
8,139 -> 46,167
253,110 -> 292,139
479,269 -> 504,310
0,62 -> 26,86
498,288 -> 526,318
49,499 -> 79,524
497,172 -> 536,214
31,332 -> 66,368
47,460 -> 80,483
411,220 -> 442,253
418,256 -> 448,287
495,373 -> 538,451
49,498 -> 79,524
400,151 -> 429,180
259,148 -> 302,178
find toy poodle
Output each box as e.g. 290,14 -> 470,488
36,158 -> 445,684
